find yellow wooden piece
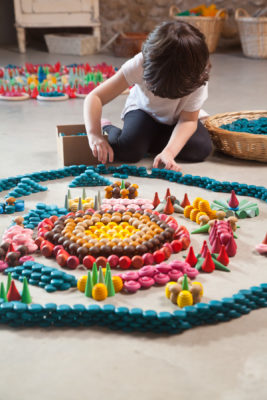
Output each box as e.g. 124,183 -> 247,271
190,209 -> 200,222
177,290 -> 193,308
112,276 -> 123,293
192,281 -> 204,296
199,200 -> 211,213
77,275 -> 88,292
184,205 -> 194,218
92,283 -> 108,301
192,197 -> 204,209
196,211 -> 208,224
165,281 -> 177,299
207,209 -> 218,220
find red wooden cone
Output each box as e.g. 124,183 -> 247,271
225,236 -> 237,257
202,251 -> 215,273
262,233 -> 267,245
228,190 -> 239,209
164,188 -> 171,201
209,221 -> 218,243
211,235 -> 222,254
181,193 -> 190,208
152,192 -> 160,209
7,280 -> 21,301
163,196 -> 174,215
185,246 -> 198,267
216,244 -> 229,266
200,240 -> 208,258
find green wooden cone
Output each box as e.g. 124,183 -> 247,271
67,189 -> 71,199
98,190 -> 101,207
195,257 -> 204,271
213,258 -> 230,272
182,274 -> 189,291
82,188 -> 86,200
106,270 -> 115,297
78,197 -> 83,211
0,282 -> 7,302
121,180 -> 125,189
98,266 -> 105,283
64,194 -> 69,210
21,277 -> 32,304
105,263 -> 111,284
6,272 -> 12,293
92,263 -> 98,286
191,223 -> 210,234
85,271 -> 93,298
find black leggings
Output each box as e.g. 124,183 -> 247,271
105,109 -> 213,163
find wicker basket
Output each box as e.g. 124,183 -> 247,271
235,8 -> 267,59
169,6 -> 226,53
113,32 -> 147,58
205,110 -> 267,162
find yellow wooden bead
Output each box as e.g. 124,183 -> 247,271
177,290 -> 193,308
165,281 -> 178,299
92,283 -> 108,301
190,209 -> 200,222
192,197 -> 204,210
199,200 -> 211,213
184,205 -> 194,218
77,275 -> 88,292
112,276 -> 123,293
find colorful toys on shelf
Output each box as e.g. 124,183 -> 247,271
165,274 -> 203,308
4,261 -> 77,292
211,190 -> 259,219
255,233 -> 267,256
0,198 -> 24,214
105,181 -> 139,199
184,196 -> 225,224
176,4 -> 220,17
121,260 -> 199,293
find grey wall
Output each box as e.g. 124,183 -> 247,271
0,1 -> 17,45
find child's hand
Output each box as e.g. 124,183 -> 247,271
153,149 -> 181,172
89,134 -> 114,164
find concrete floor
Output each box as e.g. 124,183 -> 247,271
0,46 -> 267,400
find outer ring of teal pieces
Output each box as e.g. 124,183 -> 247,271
0,164 -> 267,333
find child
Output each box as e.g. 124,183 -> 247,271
83,20 -> 212,171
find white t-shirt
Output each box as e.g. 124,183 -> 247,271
121,52 -> 208,125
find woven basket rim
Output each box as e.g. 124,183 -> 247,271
236,16 -> 267,21
205,110 -> 267,139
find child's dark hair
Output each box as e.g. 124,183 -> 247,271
142,20 -> 210,99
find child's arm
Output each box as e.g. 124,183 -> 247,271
83,70 -> 129,164
153,110 -> 200,171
